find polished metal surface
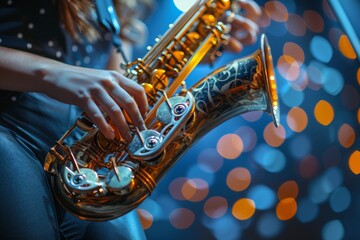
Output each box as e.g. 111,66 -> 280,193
44,0 -> 280,221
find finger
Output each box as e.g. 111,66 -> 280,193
226,37 -> 244,53
231,15 -> 259,45
231,14 -> 259,34
109,83 -> 146,131
116,74 -> 148,118
235,0 -> 262,22
80,98 -> 115,140
93,87 -> 132,141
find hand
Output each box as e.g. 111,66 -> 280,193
44,66 -> 148,140
224,0 -> 262,53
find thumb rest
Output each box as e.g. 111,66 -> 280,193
44,0 -> 280,220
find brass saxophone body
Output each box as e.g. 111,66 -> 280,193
44,0 -> 280,221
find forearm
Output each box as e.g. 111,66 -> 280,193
0,46 -> 65,93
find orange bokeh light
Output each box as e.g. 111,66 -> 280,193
137,209 -> 153,230
314,100 -> 334,126
338,124 -> 356,148
169,177 -> 188,200
349,151 -> 360,175
276,198 -> 297,220
203,196 -> 228,218
232,198 -> 256,220
303,10 -> 324,33
357,68 -> 360,85
283,42 -> 305,64
217,134 -> 243,159
263,123 -> 286,147
338,34 -> 357,59
169,208 -> 195,229
264,1 -> 288,22
277,55 -> 301,81
181,178 -> 209,202
278,180 -> 299,200
286,14 -> 307,37
287,107 -> 308,132
226,167 -> 251,192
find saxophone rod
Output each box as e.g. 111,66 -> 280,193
141,0 -> 207,65
144,32 -> 219,126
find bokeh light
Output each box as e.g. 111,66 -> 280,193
296,198 -> 319,223
329,187 -> 351,213
252,144 -> 287,173
348,150 -> 360,174
181,178 -> 209,202
247,185 -> 276,210
314,100 -> 334,126
169,208 -> 195,229
303,10 -> 324,33
226,167 -> 251,192
256,213 -> 283,238
169,177 -> 188,200
286,107 -> 308,132
216,134 -> 243,159
232,198 -> 256,220
276,198 -> 297,220
283,42 -> 305,64
234,126 -> 258,152
338,34 -> 357,59
263,123 -> 286,147
264,1 -> 288,22
173,0 -> 196,12
277,55 -> 301,81
203,196 -> 228,218
322,67 -> 344,95
285,13 -> 306,37
321,220 -> 345,240
310,35 -> 333,63
337,123 -> 355,148
278,180 -> 299,200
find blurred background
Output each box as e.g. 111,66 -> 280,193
132,0 -> 360,239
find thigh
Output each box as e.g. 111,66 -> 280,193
60,210 -> 147,240
0,127 -> 61,239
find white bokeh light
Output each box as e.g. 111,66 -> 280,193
173,0 -> 197,12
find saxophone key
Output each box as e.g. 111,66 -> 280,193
62,167 -> 102,194
105,166 -> 135,195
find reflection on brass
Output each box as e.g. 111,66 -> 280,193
44,0 -> 280,221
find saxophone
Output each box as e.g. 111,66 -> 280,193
44,0 -> 280,220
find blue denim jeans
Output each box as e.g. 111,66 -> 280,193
0,92 -> 146,240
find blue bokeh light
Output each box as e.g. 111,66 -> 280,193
251,144 -> 287,173
296,198 -> 319,223
321,220 -> 345,240
310,35 -> 333,63
247,185 -> 276,210
256,212 -> 283,238
329,187 -> 351,213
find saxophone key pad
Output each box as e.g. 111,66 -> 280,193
105,166 -> 135,195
